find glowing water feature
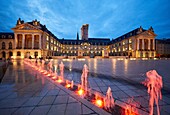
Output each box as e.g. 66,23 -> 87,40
143,70 -> 163,115
104,87 -> 115,109
54,65 -> 58,76
81,64 -> 89,94
71,80 -> 74,89
41,60 -> 45,71
47,59 -> 53,75
59,61 -> 64,81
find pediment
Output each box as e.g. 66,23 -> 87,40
11,23 -> 41,31
140,30 -> 156,37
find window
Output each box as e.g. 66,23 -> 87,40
129,39 -> 132,43
2,42 -> 5,49
17,51 -> 21,56
8,35 -> 12,38
46,36 -> 49,41
46,43 -> 49,49
9,42 -> 12,49
9,51 -> 13,56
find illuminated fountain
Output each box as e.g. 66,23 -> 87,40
24,59 -> 141,115
81,64 -> 88,94
59,61 -> 64,81
54,65 -> 58,76
125,98 -> 139,115
143,70 -> 163,115
104,87 -> 115,110
47,59 -> 53,76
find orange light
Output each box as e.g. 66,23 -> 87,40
95,99 -> 103,108
40,70 -> 44,73
125,106 -> 136,115
77,89 -> 84,96
66,84 -> 71,88
52,76 -> 56,79
56,79 -> 62,83
47,74 -> 51,76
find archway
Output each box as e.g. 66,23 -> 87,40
9,51 -> 13,58
2,51 -> 6,58
34,52 -> 38,58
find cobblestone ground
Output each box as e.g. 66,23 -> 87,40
0,60 -> 109,115
0,59 -> 170,115
53,58 -> 170,115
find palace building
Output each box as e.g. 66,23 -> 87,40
0,18 -> 157,59
109,26 -> 156,58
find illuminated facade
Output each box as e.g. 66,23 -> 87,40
109,26 -> 156,58
0,18 -> 157,59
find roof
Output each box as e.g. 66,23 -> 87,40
59,38 -> 110,45
0,32 -> 14,39
156,38 -> 170,44
27,21 -> 58,40
110,27 -> 147,44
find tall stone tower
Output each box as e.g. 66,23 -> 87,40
81,24 -> 89,40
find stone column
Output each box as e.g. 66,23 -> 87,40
32,34 -> 34,49
14,33 -> 17,49
142,39 -> 144,50
22,34 -> 25,49
153,39 -> 155,50
148,39 -> 150,50
39,34 -> 42,49
137,39 -> 139,50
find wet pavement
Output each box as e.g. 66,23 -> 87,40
0,59 -> 170,115
0,60 -> 109,115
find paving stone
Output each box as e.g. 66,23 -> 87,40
22,97 -> 43,107
58,90 -> 68,95
30,105 -> 51,115
0,97 -> 29,108
0,108 -> 17,115
13,107 -> 34,115
68,96 -> 77,103
48,104 -> 66,114
46,89 -> 60,96
65,103 -> 81,115
38,95 -> 56,105
82,105 -> 95,114
53,95 -> 69,104
112,91 -> 130,99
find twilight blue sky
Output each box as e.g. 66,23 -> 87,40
0,0 -> 170,39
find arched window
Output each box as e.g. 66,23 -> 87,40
9,42 -> 12,49
2,51 -> 6,58
9,51 -> 13,56
2,42 -> 5,49
17,51 -> 21,56
34,52 -> 38,58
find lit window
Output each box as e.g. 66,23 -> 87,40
46,43 -> 49,49
17,51 -> 21,56
129,39 -> 132,43
51,39 -> 53,43
46,36 -> 49,41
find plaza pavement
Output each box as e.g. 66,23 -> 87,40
0,59 -> 170,115
0,60 -> 110,115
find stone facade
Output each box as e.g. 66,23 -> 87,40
155,39 -> 170,57
109,26 -> 156,58
0,18 -> 157,59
